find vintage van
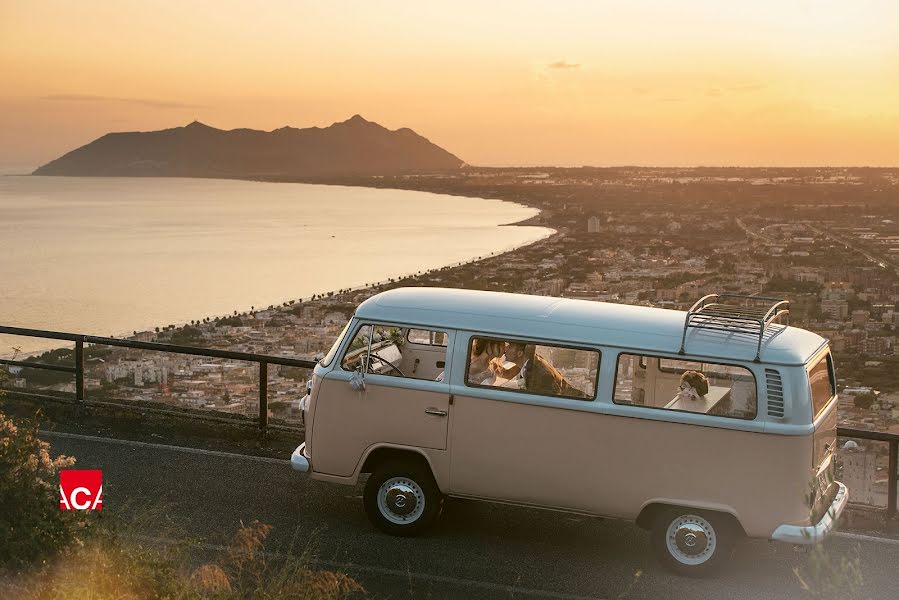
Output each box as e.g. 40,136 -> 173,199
291,288 -> 847,576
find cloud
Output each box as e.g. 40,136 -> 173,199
40,94 -> 208,109
706,88 -> 722,97
547,60 -> 581,70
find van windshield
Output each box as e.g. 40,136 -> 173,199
809,353 -> 836,418
320,321 -> 352,367
341,323 -> 449,381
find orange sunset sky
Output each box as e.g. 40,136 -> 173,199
2,0 -> 898,168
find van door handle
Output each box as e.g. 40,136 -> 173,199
424,407 -> 447,417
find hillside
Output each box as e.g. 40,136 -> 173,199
33,115 -> 464,178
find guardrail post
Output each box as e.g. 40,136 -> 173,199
889,440 -> 898,520
75,339 -> 85,402
259,361 -> 268,438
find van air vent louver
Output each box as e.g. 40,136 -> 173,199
765,368 -> 785,418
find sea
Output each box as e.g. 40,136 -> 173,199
0,176 -> 552,357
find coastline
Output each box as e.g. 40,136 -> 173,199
2,176 -> 556,358
123,180 -> 556,341
243,174 -> 551,228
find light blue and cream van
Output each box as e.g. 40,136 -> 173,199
292,288 -> 847,576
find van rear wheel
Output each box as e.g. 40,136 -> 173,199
364,460 -> 442,536
651,509 -> 735,577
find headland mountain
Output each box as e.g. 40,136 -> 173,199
33,115 -> 464,178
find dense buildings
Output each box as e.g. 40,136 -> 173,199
10,166 -> 899,506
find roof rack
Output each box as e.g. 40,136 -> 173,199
678,293 -> 790,362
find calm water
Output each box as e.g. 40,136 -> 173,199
0,176 -> 551,356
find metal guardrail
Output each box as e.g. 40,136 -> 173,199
837,426 -> 899,520
0,325 -> 317,436
2,325 -> 898,517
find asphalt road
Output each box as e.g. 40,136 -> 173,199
44,432 -> 899,600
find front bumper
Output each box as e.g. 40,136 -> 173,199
771,482 -> 848,544
290,442 -> 311,473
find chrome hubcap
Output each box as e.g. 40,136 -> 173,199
385,484 -> 417,516
675,523 -> 709,556
377,477 -> 425,525
666,515 -> 717,566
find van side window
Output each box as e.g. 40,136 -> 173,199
614,353 -> 757,420
465,336 -> 599,400
809,353 -> 836,418
341,324 -> 448,382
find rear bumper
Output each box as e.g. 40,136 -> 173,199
771,482 -> 848,544
290,442 -> 311,473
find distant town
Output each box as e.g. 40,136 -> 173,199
9,166 -> 899,507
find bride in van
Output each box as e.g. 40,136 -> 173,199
468,338 -> 506,383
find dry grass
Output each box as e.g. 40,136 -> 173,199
793,543 -> 865,600
793,476 -> 866,599
13,520 -> 363,600
1,382 -> 361,599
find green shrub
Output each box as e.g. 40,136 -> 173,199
0,407 -> 89,568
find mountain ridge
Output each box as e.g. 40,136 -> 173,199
33,115 -> 465,178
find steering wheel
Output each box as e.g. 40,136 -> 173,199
367,351 -> 406,377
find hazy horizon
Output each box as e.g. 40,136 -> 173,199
3,1 -> 899,168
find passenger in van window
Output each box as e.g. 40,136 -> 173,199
676,371 -> 709,403
482,342 -> 585,398
518,344 -> 587,398
486,342 -> 527,387
473,341 -> 525,387
469,338 -> 505,383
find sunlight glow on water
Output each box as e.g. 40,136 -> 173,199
0,176 -> 552,356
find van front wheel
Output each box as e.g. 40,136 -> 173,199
364,461 -> 441,536
651,509 -> 735,577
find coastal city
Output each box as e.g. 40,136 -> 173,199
7,1 -> 899,595
8,166 -> 899,508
